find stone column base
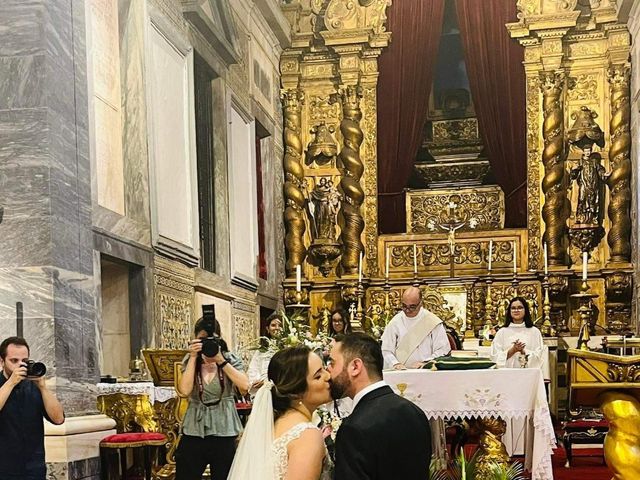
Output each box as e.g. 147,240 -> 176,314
45,414 -> 116,480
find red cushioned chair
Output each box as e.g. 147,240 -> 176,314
100,432 -> 167,480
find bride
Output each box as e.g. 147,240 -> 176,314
228,345 -> 333,480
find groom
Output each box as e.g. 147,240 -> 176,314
328,333 -> 431,479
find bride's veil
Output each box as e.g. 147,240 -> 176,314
228,381 -> 276,480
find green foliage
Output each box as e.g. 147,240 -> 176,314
429,450 -> 524,480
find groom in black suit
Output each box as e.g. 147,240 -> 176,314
328,333 -> 431,479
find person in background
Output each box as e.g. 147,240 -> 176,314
381,286 -> 451,369
490,296 -> 544,370
328,309 -> 352,337
175,317 -> 250,480
0,336 -> 65,480
248,313 -> 283,396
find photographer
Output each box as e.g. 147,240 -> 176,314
0,336 -> 64,480
175,315 -> 250,480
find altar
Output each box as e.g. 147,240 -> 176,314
383,368 -> 555,480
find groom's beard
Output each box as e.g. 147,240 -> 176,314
330,370 -> 350,400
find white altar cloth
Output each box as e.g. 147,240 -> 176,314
96,382 -> 176,403
383,368 -> 555,480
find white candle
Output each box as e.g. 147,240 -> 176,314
488,240 -> 493,272
513,242 -> 517,274
543,243 -> 548,275
582,252 -> 588,280
295,264 -> 301,292
385,247 -> 390,279
413,244 -> 418,274
358,252 -> 363,283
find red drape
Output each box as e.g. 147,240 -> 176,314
377,0 -> 445,234
455,0 -> 527,228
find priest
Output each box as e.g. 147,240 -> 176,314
381,286 -> 451,369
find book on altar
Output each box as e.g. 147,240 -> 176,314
451,350 -> 478,357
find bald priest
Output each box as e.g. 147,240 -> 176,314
381,286 -> 451,369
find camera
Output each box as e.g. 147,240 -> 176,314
200,304 -> 220,357
201,337 -> 220,357
23,360 -> 46,378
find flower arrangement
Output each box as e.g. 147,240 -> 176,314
254,311 -> 333,357
365,304 -> 395,339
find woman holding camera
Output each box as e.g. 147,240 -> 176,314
176,317 -> 250,480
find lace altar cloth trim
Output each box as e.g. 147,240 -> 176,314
383,368 -> 556,480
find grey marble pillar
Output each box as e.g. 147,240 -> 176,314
0,1 -> 100,477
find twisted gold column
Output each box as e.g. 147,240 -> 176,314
539,71 -> 568,266
282,89 -> 307,275
338,85 -> 365,275
606,65 -> 632,264
599,391 -> 640,480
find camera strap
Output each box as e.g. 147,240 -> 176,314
196,363 -> 226,407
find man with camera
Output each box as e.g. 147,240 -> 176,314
0,336 -> 65,479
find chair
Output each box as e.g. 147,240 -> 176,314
100,432 -> 167,480
562,409 -> 608,467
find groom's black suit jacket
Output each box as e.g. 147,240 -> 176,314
334,385 -> 431,480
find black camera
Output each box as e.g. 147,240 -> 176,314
201,337 -> 220,357
200,304 -> 220,357
23,360 -> 46,378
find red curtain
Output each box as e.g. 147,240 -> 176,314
377,0 -> 445,234
455,0 -> 527,227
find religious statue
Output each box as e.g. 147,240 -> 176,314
566,106 -> 609,226
308,177 -> 342,241
569,150 -> 608,225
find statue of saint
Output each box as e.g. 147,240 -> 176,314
308,177 -> 342,241
569,150 -> 608,225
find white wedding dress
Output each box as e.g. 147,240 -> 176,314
273,422 -> 333,480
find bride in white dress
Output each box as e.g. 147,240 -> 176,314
228,345 -> 333,480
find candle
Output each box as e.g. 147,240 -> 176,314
582,252 -> 588,280
513,242 -> 517,274
488,240 -> 493,271
295,264 -> 301,292
385,247 -> 390,279
413,244 -> 418,274
543,243 -> 548,275
358,252 -> 363,283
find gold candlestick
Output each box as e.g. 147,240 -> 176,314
571,280 -> 598,351
353,281 -> 365,331
540,274 -> 555,337
383,279 -> 392,319
481,275 -> 495,345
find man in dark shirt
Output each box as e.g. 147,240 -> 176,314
0,336 -> 65,480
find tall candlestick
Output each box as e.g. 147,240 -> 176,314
295,265 -> 301,292
488,240 -> 493,271
543,243 -> 548,275
358,252 -> 363,283
513,242 -> 517,274
413,244 -> 418,274
582,252 -> 588,280
385,247 -> 390,279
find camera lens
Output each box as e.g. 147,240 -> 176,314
26,360 -> 46,378
200,337 -> 219,357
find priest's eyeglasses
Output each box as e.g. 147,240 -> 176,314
401,303 -> 420,312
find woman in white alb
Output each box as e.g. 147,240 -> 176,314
247,314 -> 282,396
491,296 -> 544,370
491,296 -> 545,455
228,345 -> 333,480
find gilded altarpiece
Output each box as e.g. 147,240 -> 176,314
508,0 -> 634,334
154,255 -> 195,349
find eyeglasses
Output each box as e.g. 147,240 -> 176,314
401,303 -> 420,312
510,306 -> 525,311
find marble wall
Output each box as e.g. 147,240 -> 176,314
1,0 -> 289,477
